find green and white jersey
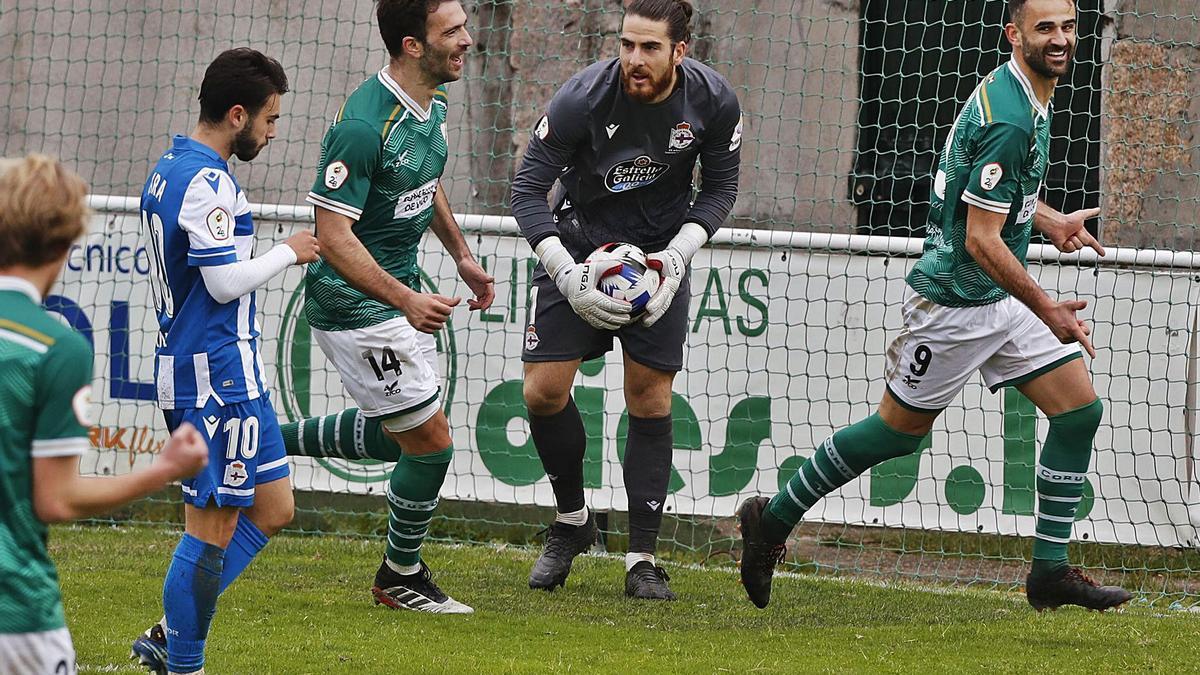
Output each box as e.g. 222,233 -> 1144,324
909,60 -> 1053,307
0,276 -> 92,634
305,69 -> 450,331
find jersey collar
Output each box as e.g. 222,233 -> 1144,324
1006,60 -> 1050,120
377,68 -> 432,122
0,276 -> 42,303
171,135 -> 229,168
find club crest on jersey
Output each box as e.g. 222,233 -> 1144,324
224,460 -> 249,487
325,160 -> 349,190
534,115 -> 549,140
604,155 -> 669,193
667,122 -> 695,153
72,385 -> 93,427
980,163 -> 1003,191
525,324 -> 540,351
729,115 -> 744,151
206,208 -> 231,241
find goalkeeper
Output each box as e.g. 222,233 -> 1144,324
508,0 -> 742,600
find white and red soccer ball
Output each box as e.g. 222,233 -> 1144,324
586,242 -> 661,319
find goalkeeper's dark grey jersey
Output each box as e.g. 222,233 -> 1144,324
511,57 -> 742,258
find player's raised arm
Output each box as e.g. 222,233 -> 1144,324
1033,202 -> 1104,256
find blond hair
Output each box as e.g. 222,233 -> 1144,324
0,154 -> 89,268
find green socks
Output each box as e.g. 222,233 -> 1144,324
1031,399 -> 1102,576
763,414 -> 926,543
385,446 -> 454,568
281,409 -> 403,462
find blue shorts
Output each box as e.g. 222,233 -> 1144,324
166,394 -> 290,508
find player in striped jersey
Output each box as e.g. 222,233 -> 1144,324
738,0 -> 1132,612
131,50 -> 320,675
0,155 -> 207,675
278,0 -> 493,614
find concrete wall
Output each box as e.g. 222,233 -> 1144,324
1,0 -> 859,231
4,1 -> 1197,243
1101,0 -> 1200,248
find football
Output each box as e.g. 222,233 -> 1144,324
586,242 -> 661,319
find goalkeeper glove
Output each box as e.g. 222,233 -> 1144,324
535,236 -> 632,331
643,222 -> 708,327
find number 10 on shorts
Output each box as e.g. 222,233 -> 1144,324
223,416 -> 260,460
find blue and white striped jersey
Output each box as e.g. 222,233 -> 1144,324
140,135 -> 268,410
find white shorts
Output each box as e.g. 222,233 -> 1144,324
312,315 -> 441,432
0,628 -> 76,675
884,288 -> 1082,411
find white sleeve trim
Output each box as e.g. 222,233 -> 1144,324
31,437 -> 89,457
199,243 -> 298,304
962,191 -> 1011,214
307,192 -> 362,220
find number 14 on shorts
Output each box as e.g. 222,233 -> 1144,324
362,347 -> 404,382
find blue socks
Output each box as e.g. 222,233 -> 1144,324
219,514 -> 269,594
163,534 -> 224,674
163,516 -> 269,671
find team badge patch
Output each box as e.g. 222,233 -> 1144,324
72,385 -> 93,427
667,122 -> 695,152
535,115 -> 549,140
729,115 -> 744,151
325,161 -> 348,190
206,207 -> 231,241
980,163 -> 1003,191
224,460 -> 249,487
525,324 -> 540,351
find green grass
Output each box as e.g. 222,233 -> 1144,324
54,525 -> 1200,674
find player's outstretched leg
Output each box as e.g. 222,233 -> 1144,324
1024,399 -> 1131,611
529,512 -> 598,590
737,413 -> 926,607
370,446 -> 473,614
736,496 -> 787,609
281,408 -> 403,462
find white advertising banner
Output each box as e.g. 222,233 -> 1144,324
59,209 -> 1200,548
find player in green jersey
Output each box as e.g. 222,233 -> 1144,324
0,155 -> 207,674
283,0 -> 494,614
737,0 -> 1133,612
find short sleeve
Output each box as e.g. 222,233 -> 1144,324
178,168 -> 240,267
306,119 -> 383,221
962,122 -> 1030,215
32,332 -> 93,458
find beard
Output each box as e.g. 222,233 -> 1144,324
232,124 -> 264,162
621,63 -> 675,103
420,42 -> 462,85
1024,39 -> 1074,78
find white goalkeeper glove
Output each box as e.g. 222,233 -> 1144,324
535,236 -> 633,331
643,222 -> 708,327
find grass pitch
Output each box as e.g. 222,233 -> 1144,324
54,525 -> 1199,673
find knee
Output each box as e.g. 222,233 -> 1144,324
524,380 -> 570,417
1050,398 -> 1103,436
625,394 -> 671,419
254,498 -> 294,537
